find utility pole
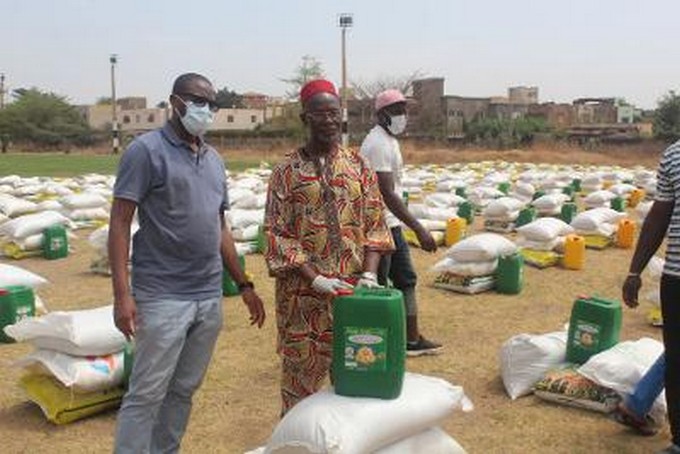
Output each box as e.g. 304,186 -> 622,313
338,13 -> 353,149
0,73 -> 5,109
110,54 -> 119,154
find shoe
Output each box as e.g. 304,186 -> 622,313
406,336 -> 443,357
656,445 -> 680,454
612,403 -> 660,436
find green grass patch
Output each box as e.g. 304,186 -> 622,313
0,153 -> 258,177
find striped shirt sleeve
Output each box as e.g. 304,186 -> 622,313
656,143 -> 678,202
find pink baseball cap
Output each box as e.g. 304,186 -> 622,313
375,89 -> 406,111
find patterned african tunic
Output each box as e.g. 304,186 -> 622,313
263,146 -> 394,414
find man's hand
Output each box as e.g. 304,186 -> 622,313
356,271 -> 383,289
311,275 -> 354,295
114,295 -> 137,341
415,226 -> 438,253
622,275 -> 642,308
241,288 -> 266,328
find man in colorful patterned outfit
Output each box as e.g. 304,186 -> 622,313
263,79 -> 394,415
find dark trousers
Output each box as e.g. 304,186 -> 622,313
660,273 -> 680,445
378,227 -> 418,316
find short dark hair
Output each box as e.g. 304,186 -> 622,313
172,73 -> 211,95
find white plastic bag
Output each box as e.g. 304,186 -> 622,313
4,305 -> 126,356
0,264 -> 48,288
0,194 -> 37,217
482,197 -> 525,218
375,427 -> 467,454
431,257 -> 498,277
500,331 -> 568,400
516,218 -> 574,242
265,373 -> 472,454
446,233 -> 517,263
577,338 -> 665,413
60,192 -> 108,210
0,210 -> 72,239
15,349 -> 125,393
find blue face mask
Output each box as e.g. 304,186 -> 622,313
177,99 -> 214,137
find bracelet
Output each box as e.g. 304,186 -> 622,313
237,281 -> 255,292
627,273 -> 641,278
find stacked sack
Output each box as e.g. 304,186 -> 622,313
432,233 -> 517,294
60,192 -> 110,228
515,218 -> 575,268
0,210 -> 74,259
570,207 -> 627,250
0,193 -> 38,219
534,338 -> 664,417
467,186 -> 505,212
252,373 -> 471,454
226,172 -> 268,254
501,328 -> 619,413
481,197 -> 525,233
531,193 -> 570,218
583,190 -> 618,210
4,305 -> 129,424
510,181 -> 536,205
88,223 -> 139,275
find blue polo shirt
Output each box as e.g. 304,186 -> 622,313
113,122 -> 229,301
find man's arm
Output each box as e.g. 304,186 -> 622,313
376,171 -> 437,252
220,216 -> 266,327
109,198 -> 137,339
622,200 -> 674,307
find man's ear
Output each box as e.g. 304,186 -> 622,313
169,94 -> 183,116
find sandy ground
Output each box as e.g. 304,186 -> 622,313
0,145 -> 674,453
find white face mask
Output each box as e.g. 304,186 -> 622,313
177,99 -> 214,137
387,114 -> 407,135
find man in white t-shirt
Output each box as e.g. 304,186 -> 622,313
359,89 -> 442,356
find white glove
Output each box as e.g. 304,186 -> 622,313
356,271 -> 383,289
311,275 -> 354,295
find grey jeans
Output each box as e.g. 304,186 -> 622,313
114,296 -> 223,454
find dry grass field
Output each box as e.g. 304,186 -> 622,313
0,144 -> 673,453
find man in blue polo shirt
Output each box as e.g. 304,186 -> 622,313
109,73 -> 266,453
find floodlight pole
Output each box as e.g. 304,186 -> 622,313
0,73 -> 5,109
110,54 -> 119,154
338,13 -> 353,149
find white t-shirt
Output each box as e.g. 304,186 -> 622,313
360,125 -> 404,228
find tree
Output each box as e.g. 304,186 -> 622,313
280,55 -> 325,100
350,71 -> 426,99
96,96 -> 112,105
0,87 -> 93,148
654,91 -> 680,142
215,87 -> 243,109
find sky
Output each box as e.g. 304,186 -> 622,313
2,0 -> 679,109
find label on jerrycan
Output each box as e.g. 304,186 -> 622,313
343,326 -> 388,372
572,320 -> 600,349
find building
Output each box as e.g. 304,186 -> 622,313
528,103 -> 575,130
78,98 -> 264,135
573,98 -> 618,125
508,86 -> 539,105
442,96 -> 490,138
241,92 -> 268,110
211,109 -> 264,131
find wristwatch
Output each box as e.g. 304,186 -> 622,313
238,281 -> 255,292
